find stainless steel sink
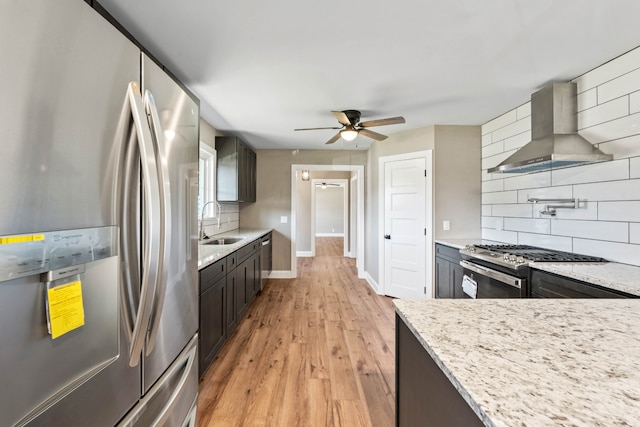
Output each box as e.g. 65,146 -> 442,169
201,237 -> 244,245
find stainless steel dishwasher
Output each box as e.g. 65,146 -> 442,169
261,232 -> 272,290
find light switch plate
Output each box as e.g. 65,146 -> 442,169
280,216 -> 288,224
443,220 -> 450,231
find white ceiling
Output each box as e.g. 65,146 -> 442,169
98,0 -> 640,151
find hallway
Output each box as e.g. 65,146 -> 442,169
197,237 -> 396,426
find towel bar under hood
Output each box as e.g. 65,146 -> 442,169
488,83 -> 612,174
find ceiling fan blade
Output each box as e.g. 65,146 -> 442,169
359,116 -> 405,128
358,128 -> 388,141
331,111 -> 351,126
325,132 -> 342,145
294,126 -> 342,131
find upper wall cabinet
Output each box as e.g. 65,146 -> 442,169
215,136 -> 256,202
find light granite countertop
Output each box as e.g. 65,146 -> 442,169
198,228 -> 271,270
434,238 -> 501,249
394,299 -> 640,427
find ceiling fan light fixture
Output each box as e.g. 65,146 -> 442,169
340,128 -> 358,141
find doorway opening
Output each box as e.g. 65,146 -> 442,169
291,164 -> 364,279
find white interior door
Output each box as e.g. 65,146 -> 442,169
383,157 -> 427,299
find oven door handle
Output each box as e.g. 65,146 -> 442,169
459,260 -> 522,289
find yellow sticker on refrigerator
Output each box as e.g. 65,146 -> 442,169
47,280 -> 85,339
0,234 -> 45,244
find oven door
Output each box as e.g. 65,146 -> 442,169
459,260 -> 525,298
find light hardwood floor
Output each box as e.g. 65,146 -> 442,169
197,237 -> 396,426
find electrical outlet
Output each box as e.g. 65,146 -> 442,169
443,220 -> 450,231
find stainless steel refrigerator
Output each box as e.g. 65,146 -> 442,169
0,1 -> 199,425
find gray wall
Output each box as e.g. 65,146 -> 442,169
315,185 -> 345,235
364,125 -> 481,285
240,149 -> 366,271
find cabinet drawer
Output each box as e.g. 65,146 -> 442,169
435,243 -> 461,263
226,252 -> 237,272
237,239 -> 259,262
530,270 -> 631,299
200,257 -> 226,293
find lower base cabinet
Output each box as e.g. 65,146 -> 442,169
530,269 -> 632,298
396,315 -> 483,426
199,237 -> 264,377
435,244 -> 465,299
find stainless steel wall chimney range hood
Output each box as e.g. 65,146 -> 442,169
488,83 -> 612,174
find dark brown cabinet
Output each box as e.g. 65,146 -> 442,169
530,269 -> 633,298
198,237 -> 264,377
199,258 -> 227,377
215,136 -> 257,203
435,243 -> 465,299
396,315 -> 483,426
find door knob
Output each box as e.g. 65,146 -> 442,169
384,234 -> 391,240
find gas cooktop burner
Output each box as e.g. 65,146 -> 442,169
460,244 -> 608,271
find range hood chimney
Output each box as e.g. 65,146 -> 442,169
488,82 -> 612,174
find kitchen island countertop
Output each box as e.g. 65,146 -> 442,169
394,298 -> 640,427
198,228 -> 271,270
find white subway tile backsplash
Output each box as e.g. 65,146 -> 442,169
481,228 -> 517,244
630,91 -> 640,114
503,217 -> 550,234
597,68 -> 640,104
631,223 -> 640,244
517,233 -> 573,252
516,103 -> 531,120
482,216 -> 502,229
599,201 -> 640,222
575,46 -> 640,92
482,151 -> 514,171
574,179 -> 640,201
631,157 -> 640,178
578,96 -> 629,129
492,203 -> 533,218
579,112 -> 640,143
597,135 -> 640,159
482,141 -> 505,158
551,159 -> 629,186
482,179 -> 503,193
577,87 -> 598,111
491,117 -> 530,143
483,110 -> 518,135
503,131 -> 532,152
482,46 -> 640,266
517,186 -> 573,204
482,191 -> 518,205
551,220 -> 629,242
504,171 -> 550,191
573,239 -> 640,265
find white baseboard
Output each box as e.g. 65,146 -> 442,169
364,271 -> 382,295
315,233 -> 344,237
268,270 -> 296,279
296,251 -> 313,257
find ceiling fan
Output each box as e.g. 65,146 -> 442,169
295,110 -> 405,145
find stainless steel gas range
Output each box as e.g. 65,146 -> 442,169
458,244 -> 608,298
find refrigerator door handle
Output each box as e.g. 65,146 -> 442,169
143,90 -> 172,355
118,82 -> 164,367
